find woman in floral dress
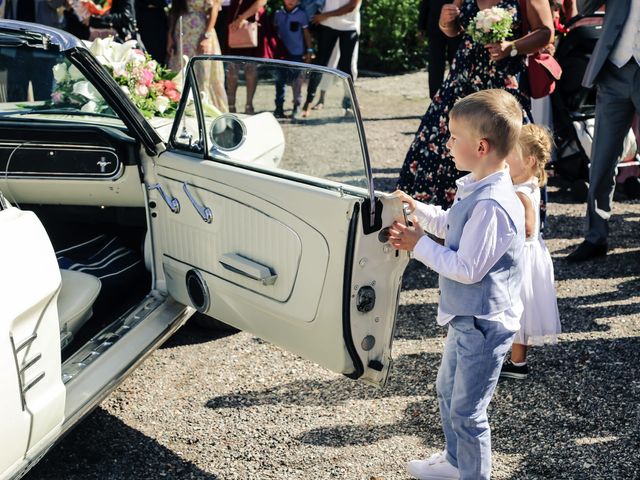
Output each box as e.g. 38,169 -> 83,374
167,0 -> 228,112
396,0 -> 554,208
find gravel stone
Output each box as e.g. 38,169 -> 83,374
25,70 -> 640,480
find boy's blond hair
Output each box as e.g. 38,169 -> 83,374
519,123 -> 553,186
449,89 -> 523,159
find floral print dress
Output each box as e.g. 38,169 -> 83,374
397,0 -> 531,208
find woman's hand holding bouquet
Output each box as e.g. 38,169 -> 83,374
467,6 -> 517,61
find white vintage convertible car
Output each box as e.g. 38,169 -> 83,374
0,20 -> 409,480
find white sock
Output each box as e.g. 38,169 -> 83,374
511,360 -> 527,367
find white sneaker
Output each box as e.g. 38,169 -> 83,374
406,450 -> 460,480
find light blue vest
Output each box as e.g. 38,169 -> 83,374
439,179 -> 525,316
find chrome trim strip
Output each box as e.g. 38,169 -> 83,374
22,371 -> 45,393
15,333 -> 37,352
20,353 -> 42,373
9,334 -> 27,410
345,75 -> 376,226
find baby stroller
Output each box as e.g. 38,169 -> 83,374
549,12 -> 640,201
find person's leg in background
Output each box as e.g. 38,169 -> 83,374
274,66 -> 287,117
244,63 -> 258,114
336,28 -> 358,109
568,61 -> 639,261
225,62 -> 239,112
426,0 -> 448,99
303,24 -> 339,114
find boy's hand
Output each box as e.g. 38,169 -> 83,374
388,216 -> 425,252
390,189 -> 416,214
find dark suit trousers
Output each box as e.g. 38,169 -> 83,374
586,60 -> 640,244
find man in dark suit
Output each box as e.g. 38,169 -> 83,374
418,0 -> 460,100
567,0 -> 640,262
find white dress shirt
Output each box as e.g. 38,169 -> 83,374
412,169 -> 523,331
610,0 -> 640,68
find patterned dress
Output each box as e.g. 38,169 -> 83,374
397,0 -> 531,208
168,0 -> 228,112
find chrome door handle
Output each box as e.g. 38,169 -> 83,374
147,183 -> 180,214
182,183 -> 213,223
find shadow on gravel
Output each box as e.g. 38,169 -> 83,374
556,275 -> 640,334
25,408 -> 218,480
494,336 -> 640,479
206,351 -> 440,412
161,315 -> 238,349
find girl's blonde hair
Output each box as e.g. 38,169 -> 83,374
519,124 -> 553,186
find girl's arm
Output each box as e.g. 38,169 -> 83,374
516,191 -> 536,238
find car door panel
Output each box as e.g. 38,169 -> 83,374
156,171 -> 315,306
149,152 -> 409,384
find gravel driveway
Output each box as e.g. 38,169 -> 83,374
25,71 -> 640,480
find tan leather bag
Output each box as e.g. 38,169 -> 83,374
228,1 -> 258,49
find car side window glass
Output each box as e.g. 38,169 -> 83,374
186,58 -> 369,191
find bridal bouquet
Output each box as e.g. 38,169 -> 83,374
51,37 -> 181,118
70,0 -> 112,21
467,6 -> 514,44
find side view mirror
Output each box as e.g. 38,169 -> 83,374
209,114 -> 246,151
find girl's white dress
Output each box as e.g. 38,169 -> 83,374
514,178 -> 561,346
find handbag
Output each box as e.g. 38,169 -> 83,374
519,0 -> 562,99
228,0 -> 259,49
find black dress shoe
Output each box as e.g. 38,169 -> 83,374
566,241 -> 608,262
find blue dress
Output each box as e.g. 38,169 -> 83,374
397,0 -> 531,208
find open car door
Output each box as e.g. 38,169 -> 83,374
145,58 -> 409,387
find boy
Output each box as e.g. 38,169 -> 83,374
389,89 -> 525,480
274,0 -> 315,119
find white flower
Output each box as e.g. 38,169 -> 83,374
154,95 -> 170,114
128,49 -> 146,65
73,81 -> 99,101
135,84 -> 149,97
81,101 -> 97,113
111,62 -> 127,78
147,60 -> 158,71
68,65 -> 84,81
120,85 -> 131,96
52,63 -> 68,83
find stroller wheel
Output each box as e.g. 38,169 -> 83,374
623,176 -> 640,199
570,179 -> 589,202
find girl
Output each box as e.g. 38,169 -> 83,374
502,124 -> 561,379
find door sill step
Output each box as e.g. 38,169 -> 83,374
61,291 -> 166,384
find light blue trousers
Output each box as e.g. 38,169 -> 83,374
436,316 -> 515,480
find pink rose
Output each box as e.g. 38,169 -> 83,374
51,91 -> 63,103
141,69 -> 154,86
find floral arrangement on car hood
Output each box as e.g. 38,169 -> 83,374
51,37 -> 181,118
467,6 -> 515,45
